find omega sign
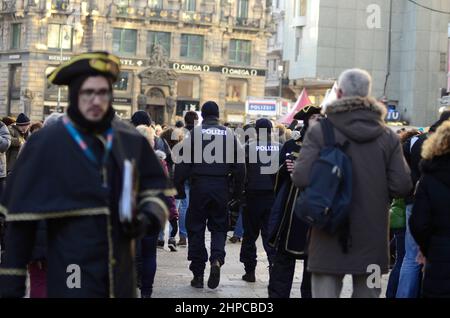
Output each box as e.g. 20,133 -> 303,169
222,67 -> 258,77
173,63 -> 210,72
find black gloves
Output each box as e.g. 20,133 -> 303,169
122,213 -> 149,240
143,211 -> 163,236
228,199 -> 241,213
122,212 -> 162,239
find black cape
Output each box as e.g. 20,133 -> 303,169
268,139 -> 309,259
0,118 -> 174,297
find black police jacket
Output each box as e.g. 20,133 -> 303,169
245,139 -> 280,192
174,117 -> 245,199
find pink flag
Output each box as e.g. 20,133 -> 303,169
278,89 -> 313,125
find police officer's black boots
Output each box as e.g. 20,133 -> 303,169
207,260 -> 221,289
242,271 -> 256,283
191,275 -> 204,288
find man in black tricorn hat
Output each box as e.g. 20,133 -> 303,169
268,104 -> 322,298
0,52 -> 173,298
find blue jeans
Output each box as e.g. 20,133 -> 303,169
386,228 -> 406,298
176,182 -> 190,239
233,207 -> 244,238
396,204 -> 422,298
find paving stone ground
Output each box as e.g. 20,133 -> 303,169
152,229 -> 389,298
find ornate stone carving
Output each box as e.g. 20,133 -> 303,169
138,68 -> 177,89
148,43 -> 169,69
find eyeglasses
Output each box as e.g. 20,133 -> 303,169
79,89 -> 112,103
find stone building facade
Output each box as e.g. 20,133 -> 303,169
0,0 -> 272,124
266,0 -> 450,126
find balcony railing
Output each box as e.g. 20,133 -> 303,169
235,17 -> 261,29
1,0 -> 19,12
117,5 -> 129,16
147,9 -> 179,22
52,0 -> 69,11
181,11 -> 213,24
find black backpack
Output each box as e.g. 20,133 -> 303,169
295,119 -> 353,251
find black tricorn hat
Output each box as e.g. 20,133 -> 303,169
47,52 -> 121,85
293,104 -> 322,121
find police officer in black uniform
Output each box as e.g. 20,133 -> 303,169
240,118 -> 280,282
174,101 -> 245,289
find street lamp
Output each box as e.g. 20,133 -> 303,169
57,26 -> 71,108
278,64 -> 284,98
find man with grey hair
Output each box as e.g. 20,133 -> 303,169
291,68 -> 412,298
43,112 -> 64,127
337,68 -> 372,98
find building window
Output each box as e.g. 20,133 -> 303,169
52,0 -> 69,10
294,0 -> 307,17
148,0 -> 162,9
229,39 -> 251,65
11,24 -> 21,49
7,64 -> 22,115
113,72 -> 131,92
295,28 -> 303,62
440,52 -> 447,72
226,79 -> 247,103
47,24 -> 73,50
237,0 -> 249,18
180,34 -> 203,61
45,66 -> 68,101
147,31 -> 171,56
184,0 -> 196,11
9,64 -> 21,100
177,75 -> 200,99
176,75 -> 200,115
113,28 -> 137,56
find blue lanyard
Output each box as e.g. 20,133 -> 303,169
63,116 -> 114,167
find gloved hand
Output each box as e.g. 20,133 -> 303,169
122,213 -> 149,240
228,199 -> 241,213
143,211 -> 162,236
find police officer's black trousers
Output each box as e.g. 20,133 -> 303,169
240,191 -> 276,273
268,250 -> 312,298
186,177 -> 229,277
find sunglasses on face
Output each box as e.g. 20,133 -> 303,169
79,89 -> 112,103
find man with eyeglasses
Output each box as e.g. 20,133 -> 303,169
0,52 -> 173,298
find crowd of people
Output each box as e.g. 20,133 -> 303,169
0,52 -> 450,298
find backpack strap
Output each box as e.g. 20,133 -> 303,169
320,118 -> 336,147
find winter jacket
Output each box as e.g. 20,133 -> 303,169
6,125 -> 26,174
292,96 -> 412,275
155,150 -> 178,221
0,123 -> 11,178
410,123 -> 450,297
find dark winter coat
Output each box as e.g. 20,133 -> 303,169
410,132 -> 450,297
